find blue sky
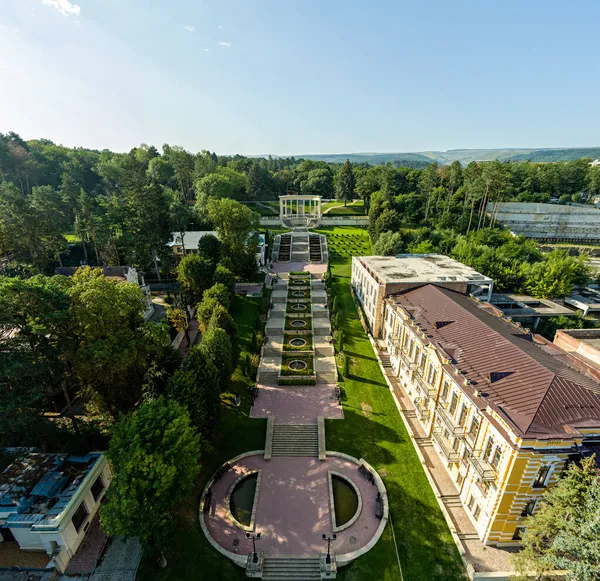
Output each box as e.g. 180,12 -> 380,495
1,0 -> 599,155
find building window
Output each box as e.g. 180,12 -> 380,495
484,437 -> 494,460
72,503 -> 89,533
491,446 -> 502,470
473,504 -> 481,521
457,473 -> 464,487
452,437 -> 460,452
449,393 -> 458,415
521,499 -> 536,517
419,352 -> 427,372
468,417 -> 480,441
533,466 -> 551,488
91,476 -> 105,502
440,380 -> 449,402
458,404 -> 468,427
467,495 -> 475,511
513,526 -> 525,541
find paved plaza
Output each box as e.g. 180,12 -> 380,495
250,384 -> 343,424
205,454 -> 383,558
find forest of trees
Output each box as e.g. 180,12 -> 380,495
1,132 -> 600,278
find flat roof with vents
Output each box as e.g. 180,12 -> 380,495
357,254 -> 494,285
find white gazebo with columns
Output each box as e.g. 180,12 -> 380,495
279,195 -> 322,227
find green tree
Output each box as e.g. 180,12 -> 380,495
200,326 -> 233,391
373,231 -> 403,255
335,159 -> 355,206
101,398 -> 201,561
167,345 -> 220,434
301,167 -> 334,197
0,275 -> 72,446
513,456 -> 600,581
207,198 -> 260,253
177,254 -> 215,303
67,267 -> 180,416
203,282 -> 231,309
213,264 -> 236,294
523,252 -> 589,298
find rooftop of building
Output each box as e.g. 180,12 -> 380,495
388,284 -> 600,439
488,293 -> 574,319
356,254 -> 494,285
565,286 -> 600,310
54,266 -> 128,280
168,231 -> 219,250
0,453 -> 101,526
168,231 -> 265,251
491,202 -> 600,215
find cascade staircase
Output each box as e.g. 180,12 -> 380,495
308,234 -> 322,262
278,234 -> 292,262
271,424 -> 319,457
262,557 -> 321,580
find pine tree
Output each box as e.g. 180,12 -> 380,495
335,159 -> 355,206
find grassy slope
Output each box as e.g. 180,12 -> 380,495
137,294 -> 265,581
315,226 -> 465,581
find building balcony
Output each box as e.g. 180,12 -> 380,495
414,398 -> 430,422
413,370 -> 438,399
469,454 -> 497,481
436,406 -> 465,436
398,350 -> 417,372
432,430 -> 460,463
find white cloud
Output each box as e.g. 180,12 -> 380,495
184,25 -> 194,33
218,41 -> 232,48
42,0 -> 81,16
204,48 -> 211,52
217,25 -> 223,29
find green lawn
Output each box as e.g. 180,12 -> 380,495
322,199 -> 366,215
244,201 -> 280,216
314,226 -> 466,581
137,294 -> 266,581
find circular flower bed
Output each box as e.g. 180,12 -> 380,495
289,337 -> 307,348
288,359 -> 308,370
292,291 -> 306,297
291,319 -> 307,328
291,303 -> 307,311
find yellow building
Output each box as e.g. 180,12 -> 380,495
383,284 -> 600,546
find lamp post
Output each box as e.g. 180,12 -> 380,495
246,532 -> 261,563
322,533 -> 337,564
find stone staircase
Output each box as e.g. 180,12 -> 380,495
290,233 -> 309,262
379,353 -> 392,368
308,234 -> 322,262
278,234 -> 292,262
271,424 -> 319,457
261,556 -> 321,580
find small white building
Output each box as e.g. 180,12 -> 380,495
351,254 -> 493,337
0,452 -> 112,573
168,231 -> 267,266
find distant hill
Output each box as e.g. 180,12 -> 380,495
295,152 -> 433,168
284,148 -> 600,166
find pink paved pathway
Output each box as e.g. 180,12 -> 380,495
271,261 -> 327,275
250,384 -> 343,424
204,454 -> 381,558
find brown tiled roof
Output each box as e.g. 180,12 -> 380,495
391,285 -> 600,438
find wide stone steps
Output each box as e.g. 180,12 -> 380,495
262,557 -> 321,580
272,425 -> 319,457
